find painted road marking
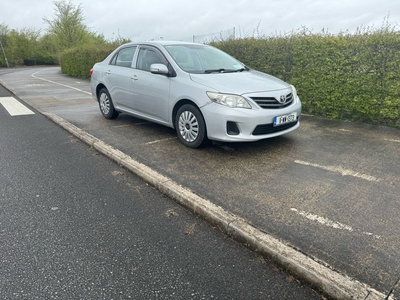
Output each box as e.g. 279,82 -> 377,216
31,69 -> 91,95
291,208 -> 381,239
294,160 -> 381,182
0,97 -> 35,116
384,138 -> 400,143
25,84 -> 45,87
145,137 -> 177,145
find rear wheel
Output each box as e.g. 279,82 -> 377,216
175,104 -> 207,148
98,88 -> 119,119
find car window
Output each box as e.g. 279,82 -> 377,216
165,44 -> 245,73
168,48 -> 198,71
136,48 -> 166,72
110,46 -> 137,68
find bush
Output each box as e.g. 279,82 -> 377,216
59,43 -> 115,79
211,27 -> 400,128
23,58 -> 36,66
22,53 -> 57,66
35,53 -> 57,65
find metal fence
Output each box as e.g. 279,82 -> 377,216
192,27 -> 235,44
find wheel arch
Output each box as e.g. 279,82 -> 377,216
95,83 -> 107,101
172,99 -> 205,130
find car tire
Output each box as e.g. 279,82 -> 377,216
175,104 -> 207,148
98,88 -> 119,119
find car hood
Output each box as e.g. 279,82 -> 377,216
189,70 -> 290,95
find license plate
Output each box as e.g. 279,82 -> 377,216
273,112 -> 297,127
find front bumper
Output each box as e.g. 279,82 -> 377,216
201,98 -> 301,142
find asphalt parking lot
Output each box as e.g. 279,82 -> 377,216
1,67 -> 399,298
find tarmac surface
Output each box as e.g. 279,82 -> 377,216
1,66 -> 399,299
1,84 -> 326,299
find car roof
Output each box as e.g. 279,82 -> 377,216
120,41 -> 207,48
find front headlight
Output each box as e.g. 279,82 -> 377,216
291,85 -> 298,100
207,92 -> 251,109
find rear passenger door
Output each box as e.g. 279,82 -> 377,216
105,46 -> 137,111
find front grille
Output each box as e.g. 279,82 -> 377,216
252,118 -> 298,135
251,93 -> 293,109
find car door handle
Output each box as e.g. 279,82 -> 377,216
131,75 -> 138,81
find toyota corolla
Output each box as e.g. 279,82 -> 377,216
90,41 -> 301,148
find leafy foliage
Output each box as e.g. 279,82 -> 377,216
0,24 -> 55,67
59,43 -> 115,78
211,24 -> 400,128
43,0 -> 89,51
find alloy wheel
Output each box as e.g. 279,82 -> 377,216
99,92 -> 110,115
178,110 -> 199,142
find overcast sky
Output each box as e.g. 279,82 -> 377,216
1,0 -> 399,42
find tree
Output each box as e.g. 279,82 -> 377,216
43,0 -> 89,51
0,23 -> 9,41
0,23 -> 10,66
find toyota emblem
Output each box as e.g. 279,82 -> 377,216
279,95 -> 286,104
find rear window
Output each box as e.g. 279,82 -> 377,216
110,46 -> 137,68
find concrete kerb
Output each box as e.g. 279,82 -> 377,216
38,111 -> 389,300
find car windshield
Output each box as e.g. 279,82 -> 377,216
164,44 -> 247,74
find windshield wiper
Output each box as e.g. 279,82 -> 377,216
204,68 -> 226,74
204,67 -> 247,74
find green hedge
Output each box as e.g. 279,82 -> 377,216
59,44 -> 115,79
212,30 -> 400,128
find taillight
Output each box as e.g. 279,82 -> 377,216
90,69 -> 93,75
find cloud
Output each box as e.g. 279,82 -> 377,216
0,0 -> 399,42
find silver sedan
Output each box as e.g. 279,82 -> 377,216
90,41 -> 301,148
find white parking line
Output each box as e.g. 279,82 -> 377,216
31,69 -> 91,95
0,97 -> 35,116
145,137 -> 177,145
291,208 -> 381,239
384,138 -> 400,143
294,160 -> 381,182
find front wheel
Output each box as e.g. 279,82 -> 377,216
175,104 -> 207,148
98,88 -> 119,119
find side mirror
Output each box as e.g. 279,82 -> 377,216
150,63 -> 169,75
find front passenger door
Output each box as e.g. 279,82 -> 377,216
131,46 -> 171,123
